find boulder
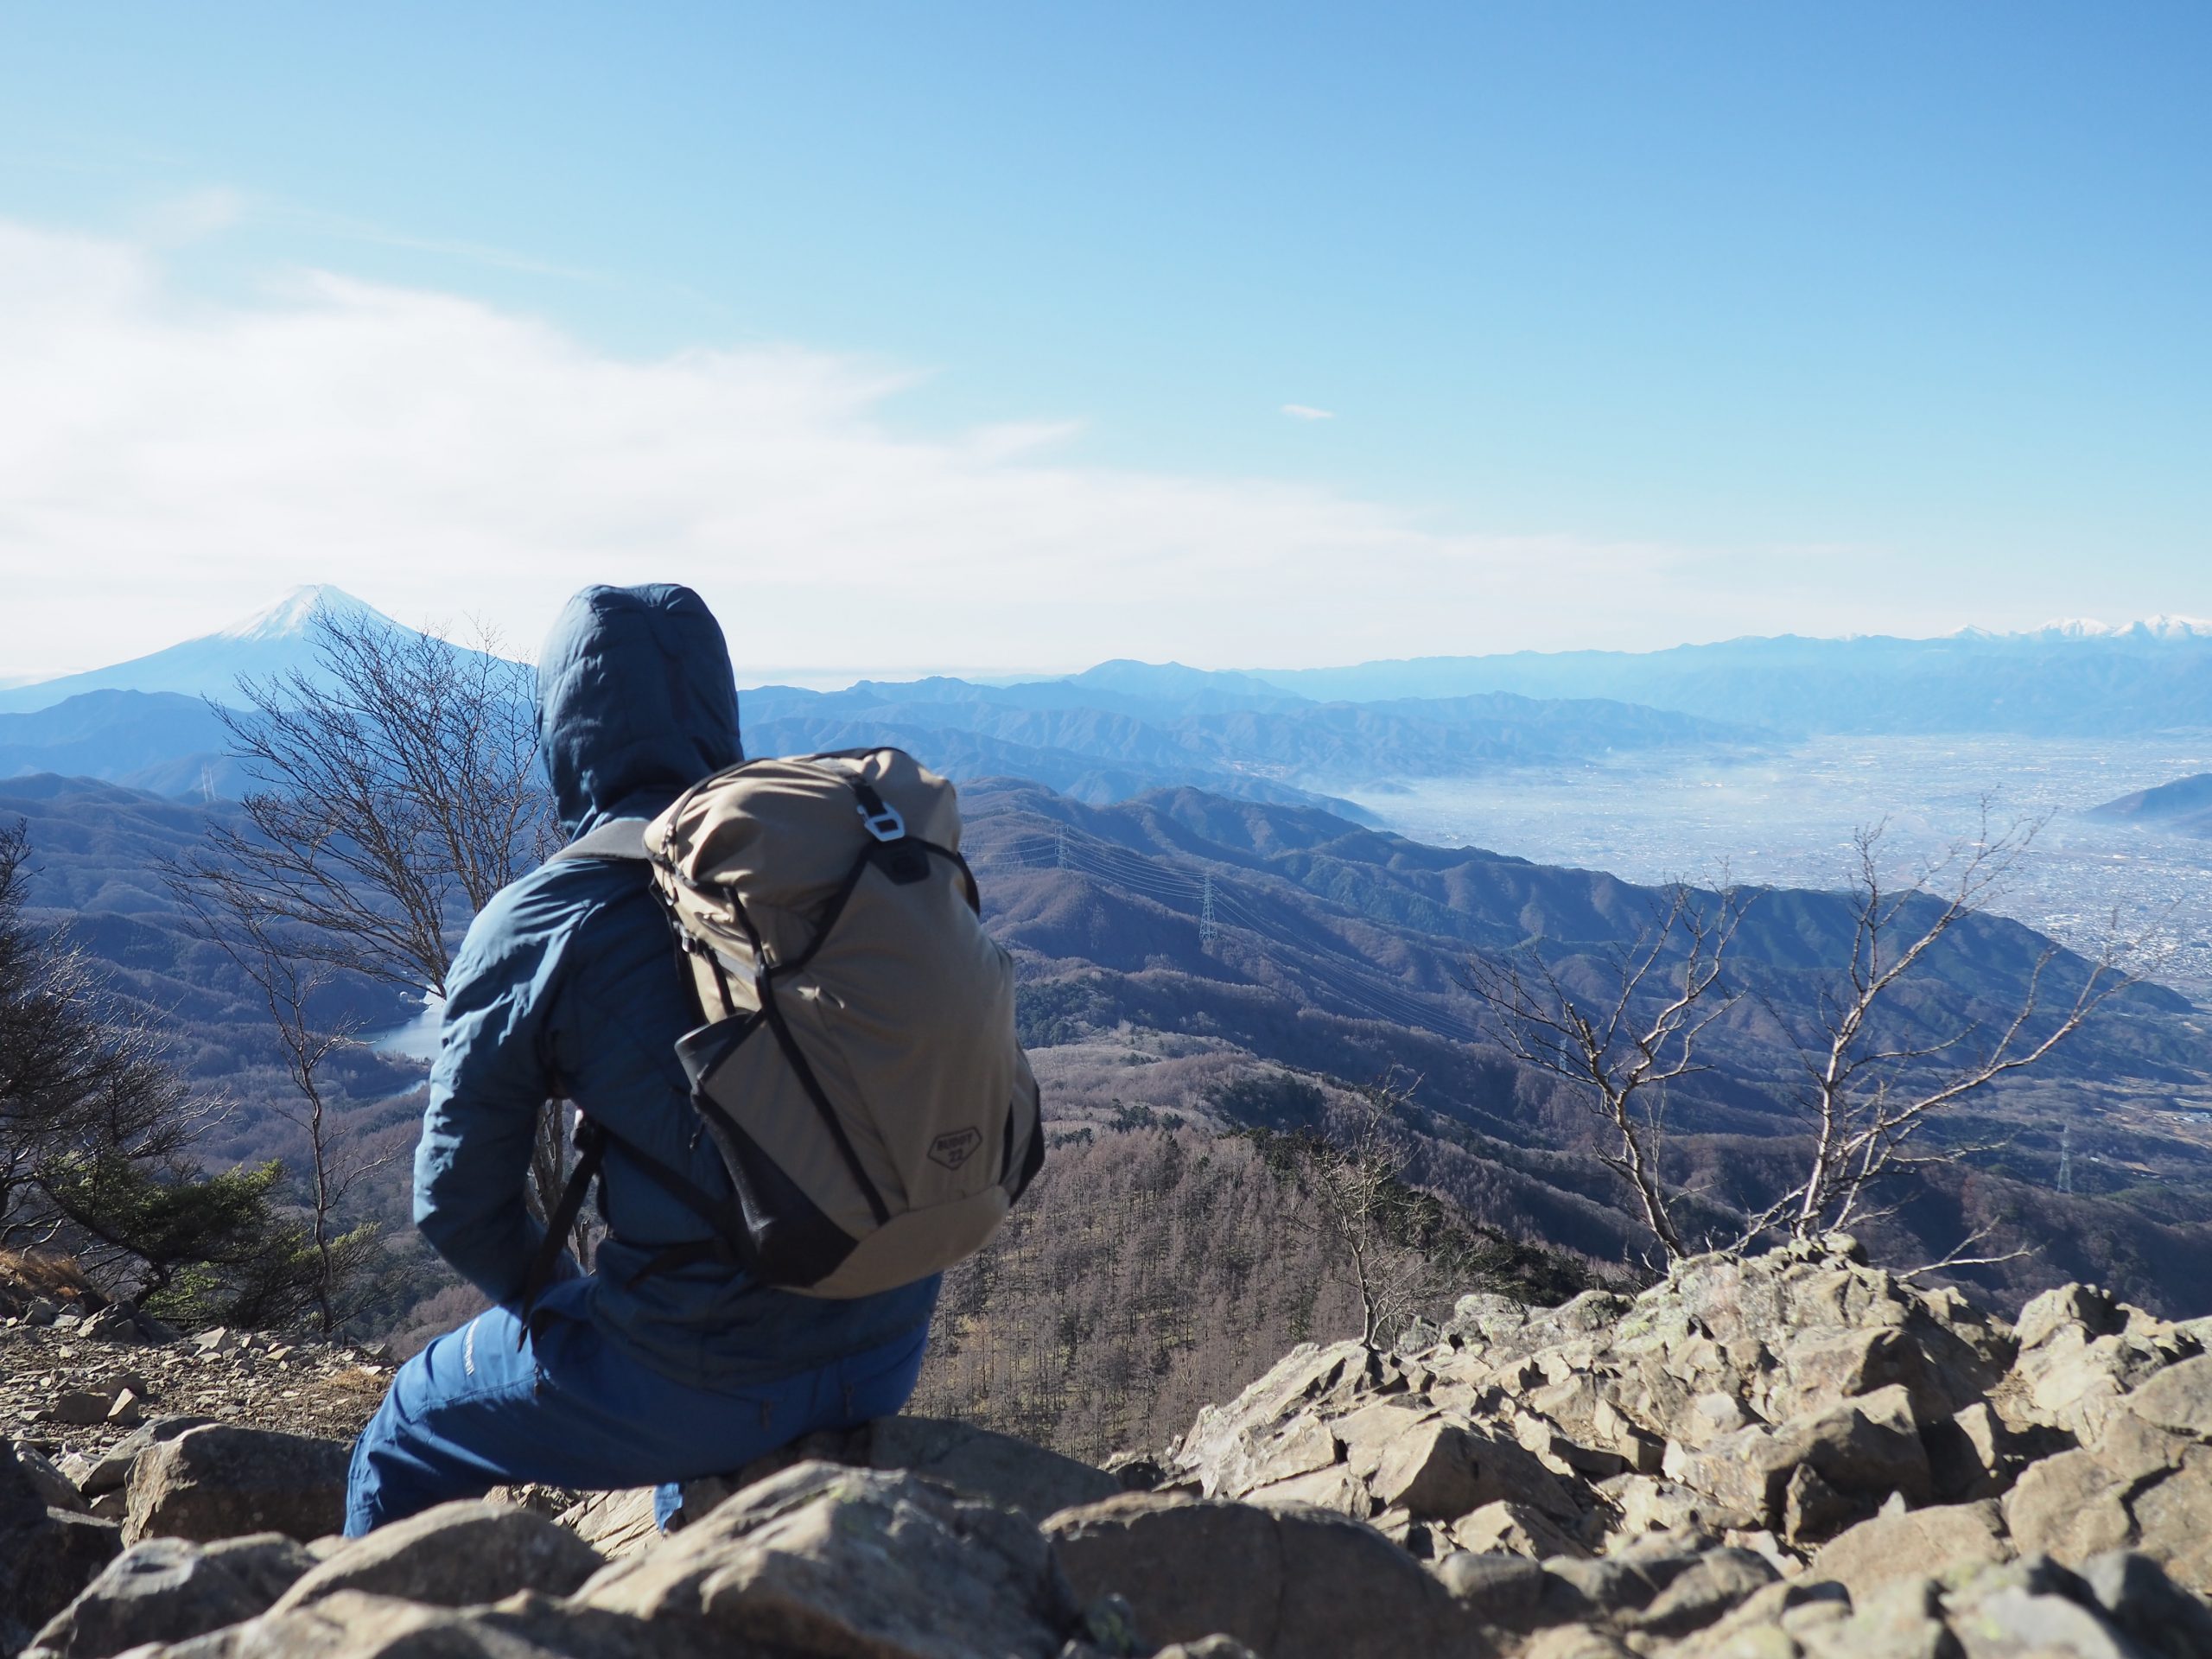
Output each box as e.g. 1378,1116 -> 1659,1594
1170,1342 -> 1395,1496
1371,1420 -> 1489,1521
1924,1400 -> 2018,1502
553,1487 -> 661,1560
268,1500 -> 604,1612
112,1589 -> 719,1659
1621,1547 -> 1775,1638
1046,1491 -> 1485,1659
2127,1354 -> 2212,1444
72,1420 -> 218,1503
2081,1548 -> 2212,1659
664,1414 -> 1123,1535
1810,1499 -> 2012,1599
577,1460 -> 1090,1659
1999,1409 -> 2212,1591
1446,1500 -> 1586,1561
1,1443 -> 124,1656
2125,1450 -> 2212,1595
124,1426 -> 352,1546
21,1538 -> 268,1659
2004,1286 -> 2202,1444
1432,1550 -> 1547,1628
1784,1384 -> 1933,1507
15,1443 -> 90,1514
196,1535 -> 317,1606
867,1415 -> 1121,1520
48,1391 -> 115,1428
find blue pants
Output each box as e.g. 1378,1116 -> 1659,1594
345,1304 -> 930,1536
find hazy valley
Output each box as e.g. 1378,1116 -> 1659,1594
6,591 -> 2212,1380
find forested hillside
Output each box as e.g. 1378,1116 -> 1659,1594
10,766 -> 2211,1364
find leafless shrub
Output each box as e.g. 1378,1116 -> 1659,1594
1463,882 -> 1749,1262
169,605 -> 575,1232
1465,809 -> 2139,1268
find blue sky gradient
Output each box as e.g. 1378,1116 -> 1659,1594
0,3 -> 2205,672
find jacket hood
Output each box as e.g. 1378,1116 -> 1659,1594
537,584 -> 742,837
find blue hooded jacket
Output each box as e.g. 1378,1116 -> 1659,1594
412,583 -> 939,1386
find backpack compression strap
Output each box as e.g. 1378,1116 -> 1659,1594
516,821 -> 653,1334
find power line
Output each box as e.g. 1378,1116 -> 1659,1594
982,821 -> 1482,1043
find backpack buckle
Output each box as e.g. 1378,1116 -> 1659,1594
853,786 -> 906,842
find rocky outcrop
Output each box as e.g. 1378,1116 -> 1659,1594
123,1425 -> 353,1545
2,1442 -> 122,1656
264,1500 -> 605,1612
8,1239 -> 2211,1658
1047,1491 -> 1483,1659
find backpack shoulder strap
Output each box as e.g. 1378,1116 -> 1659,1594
550,818 -> 652,863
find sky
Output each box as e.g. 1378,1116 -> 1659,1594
0,3 -> 2206,678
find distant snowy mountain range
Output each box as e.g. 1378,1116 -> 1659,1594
1243,620 -> 2212,734
1,588 -> 2208,800
1971,616 -> 2212,642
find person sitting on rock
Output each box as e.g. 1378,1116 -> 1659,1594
345,582 -> 939,1536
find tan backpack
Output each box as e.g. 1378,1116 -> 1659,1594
531,747 -> 1044,1303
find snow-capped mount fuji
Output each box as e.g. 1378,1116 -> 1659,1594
0,585 -> 397,715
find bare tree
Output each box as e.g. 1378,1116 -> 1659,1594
1466,813 -> 2135,1270
166,882 -> 398,1333
1281,1071 -> 1473,1349
169,605 -> 574,1229
1736,814 -> 2134,1249
1463,883 -> 1749,1262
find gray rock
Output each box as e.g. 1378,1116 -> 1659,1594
1926,1400 -> 2018,1502
1624,1547 -> 1776,1637
671,1414 -> 1121,1531
867,1415 -> 1122,1521
1447,1499 -> 1586,1561
2003,1413 -> 2185,1570
48,1391 -> 115,1428
1,1446 -> 124,1656
553,1487 -> 660,1560
1536,1555 -> 1675,1624
124,1426 -> 352,1546
1370,1418 -> 1484,1520
2128,1356 -> 2212,1444
1951,1585 -> 2144,1659
1812,1499 -> 2012,1599
578,1460 -> 1084,1659
75,1421 -> 216,1504
1046,1491 -> 1484,1659
1432,1549 -> 1547,1628
14,1442 -> 90,1514
268,1499 -> 605,1612
135,1588 -> 721,1659
22,1538 -> 265,1659
197,1535 -> 316,1606
1782,1460 -> 1866,1547
1789,1383 -> 1935,1507
2082,1549 -> 2212,1659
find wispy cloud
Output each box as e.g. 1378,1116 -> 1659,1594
1281,403 -> 1335,421
0,216 -> 1753,676
140,187 -> 249,246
